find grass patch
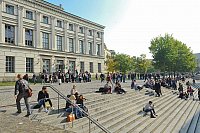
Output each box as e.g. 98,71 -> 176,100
0,82 -> 15,86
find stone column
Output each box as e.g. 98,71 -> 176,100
51,16 -> 55,50
75,24 -> 79,53
93,30 -> 96,55
101,32 -> 105,57
0,0 -> 2,43
35,11 -> 41,48
64,20 -> 68,52
84,27 -> 88,54
17,6 -> 23,46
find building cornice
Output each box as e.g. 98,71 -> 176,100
19,0 -> 105,29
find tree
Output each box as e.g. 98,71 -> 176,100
105,55 -> 116,72
114,54 -> 134,73
149,34 -> 196,75
135,54 -> 152,74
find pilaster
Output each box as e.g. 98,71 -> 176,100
93,30 -> 96,55
101,32 -> 105,57
84,27 -> 88,54
51,16 -> 55,50
17,6 -> 23,46
35,11 -> 41,48
64,20 -> 68,52
75,24 -> 79,53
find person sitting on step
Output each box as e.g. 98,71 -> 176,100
37,86 -> 53,113
114,81 -> 126,94
143,101 -> 157,118
76,95 -> 88,116
103,81 -> 112,94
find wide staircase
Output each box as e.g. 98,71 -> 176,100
2,82 -> 200,133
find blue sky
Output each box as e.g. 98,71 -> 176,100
47,0 -> 200,58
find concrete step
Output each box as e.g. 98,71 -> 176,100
89,89 -> 175,133
175,101 -> 199,133
170,101 -> 197,133
43,91 -> 145,127
194,104 -> 200,133
48,91 -> 149,128
118,93 -> 182,133
141,99 -> 187,133
162,100 -> 194,133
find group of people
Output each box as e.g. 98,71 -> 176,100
14,73 -> 88,120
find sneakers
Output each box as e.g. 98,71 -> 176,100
44,108 -> 49,113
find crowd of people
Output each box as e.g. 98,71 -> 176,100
14,72 -> 200,120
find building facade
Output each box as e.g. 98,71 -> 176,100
0,0 -> 105,81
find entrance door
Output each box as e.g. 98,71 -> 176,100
69,61 -> 75,74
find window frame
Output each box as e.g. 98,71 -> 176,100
5,24 -> 15,44
98,63 -> 101,73
6,56 -> 15,73
80,61 -> 84,73
25,28 -> 33,47
26,10 -> 33,20
69,38 -> 74,52
69,23 -> 74,31
26,58 -> 34,73
57,20 -> 62,28
42,32 -> 49,49
43,16 -> 49,24
6,4 -> 14,15
89,62 -> 93,73
57,35 -> 63,51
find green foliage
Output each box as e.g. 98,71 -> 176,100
135,54 -> 152,74
149,34 -> 196,73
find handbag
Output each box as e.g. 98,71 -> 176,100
27,88 -> 33,97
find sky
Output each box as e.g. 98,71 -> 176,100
47,0 -> 200,58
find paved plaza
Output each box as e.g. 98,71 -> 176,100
0,80 -> 135,133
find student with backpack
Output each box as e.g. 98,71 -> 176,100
14,74 -> 32,117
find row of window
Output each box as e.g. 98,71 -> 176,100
5,4 -> 102,37
4,24 -> 101,55
5,56 -> 102,73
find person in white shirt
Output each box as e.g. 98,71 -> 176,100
143,101 -> 157,118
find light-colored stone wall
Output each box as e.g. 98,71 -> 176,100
0,0 -> 105,81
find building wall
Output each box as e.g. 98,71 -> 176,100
0,0 -> 105,81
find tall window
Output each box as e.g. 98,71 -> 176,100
79,40 -> 84,54
6,5 -> 14,15
97,44 -> 101,56
69,38 -> 74,52
26,58 -> 33,73
57,36 -> 62,51
79,26 -> 84,33
26,10 -> 33,20
98,63 -> 101,73
6,56 -> 15,73
57,20 -> 62,28
43,16 -> 49,24
69,24 -> 73,31
80,62 -> 84,73
88,30 -> 92,36
89,62 -> 93,73
5,24 -> 15,44
43,59 -> 50,73
42,32 -> 49,49
97,32 -> 100,38
88,42 -> 92,55
25,29 -> 33,46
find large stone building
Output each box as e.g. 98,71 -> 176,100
0,0 -> 105,81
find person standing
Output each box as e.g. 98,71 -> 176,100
14,74 -> 31,117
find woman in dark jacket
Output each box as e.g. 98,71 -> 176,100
37,86 -> 53,112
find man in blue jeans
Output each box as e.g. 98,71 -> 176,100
143,101 -> 157,118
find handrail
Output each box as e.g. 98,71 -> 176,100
43,84 -> 111,133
